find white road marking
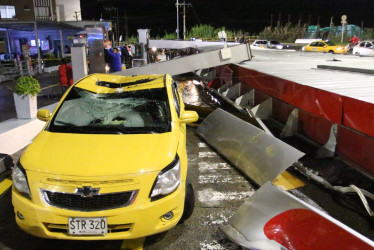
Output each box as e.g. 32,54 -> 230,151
199,152 -> 219,158
198,189 -> 254,206
198,175 -> 246,184
200,240 -> 238,250
198,142 -> 208,148
198,162 -> 231,172
200,213 -> 233,226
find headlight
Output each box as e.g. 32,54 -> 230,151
302,47 -> 305,51
150,155 -> 181,200
12,162 -> 31,198
337,47 -> 342,51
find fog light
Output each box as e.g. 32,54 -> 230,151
162,211 -> 174,220
17,211 -> 24,220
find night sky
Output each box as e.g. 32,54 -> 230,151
80,0 -> 374,37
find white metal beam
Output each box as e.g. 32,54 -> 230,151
149,39 -> 239,50
115,44 -> 251,76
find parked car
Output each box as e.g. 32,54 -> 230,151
266,40 -> 290,50
251,40 -> 268,48
302,40 -> 348,54
12,73 -> 199,240
352,40 -> 374,56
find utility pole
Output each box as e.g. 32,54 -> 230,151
175,1 -> 191,40
176,0 -> 179,39
183,0 -> 186,40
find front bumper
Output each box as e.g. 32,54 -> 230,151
12,182 -> 185,240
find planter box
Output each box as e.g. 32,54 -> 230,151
13,93 -> 37,119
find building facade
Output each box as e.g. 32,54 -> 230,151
0,0 -> 81,22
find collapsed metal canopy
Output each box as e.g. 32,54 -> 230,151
114,44 -> 252,76
221,182 -> 374,249
196,108 -> 305,186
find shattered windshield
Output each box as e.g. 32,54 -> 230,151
48,87 -> 171,134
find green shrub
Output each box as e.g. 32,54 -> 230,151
162,32 -> 177,40
258,23 -> 307,43
14,76 -> 41,96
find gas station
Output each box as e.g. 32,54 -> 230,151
0,31 -> 374,249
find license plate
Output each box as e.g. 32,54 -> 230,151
68,217 -> 107,235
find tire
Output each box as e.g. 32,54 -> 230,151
355,52 -> 360,56
328,50 -> 334,53
179,181 -> 195,223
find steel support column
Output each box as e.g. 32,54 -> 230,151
34,21 -> 42,74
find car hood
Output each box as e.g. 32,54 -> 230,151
20,131 -> 178,176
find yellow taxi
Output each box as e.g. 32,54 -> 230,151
302,40 -> 348,54
12,73 -> 198,240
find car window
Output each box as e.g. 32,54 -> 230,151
325,41 -> 335,46
360,42 -> 366,47
365,42 -> 372,48
310,42 -> 318,46
172,81 -> 181,117
318,42 -> 325,47
48,87 -> 172,134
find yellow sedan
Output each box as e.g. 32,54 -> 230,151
302,40 -> 348,54
12,73 -> 198,240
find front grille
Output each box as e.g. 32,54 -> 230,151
41,189 -> 138,211
45,178 -> 137,186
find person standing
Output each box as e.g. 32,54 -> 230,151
106,47 -> 122,73
349,35 -> 360,46
58,58 -> 73,95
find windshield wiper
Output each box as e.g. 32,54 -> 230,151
53,121 -> 93,134
115,127 -> 161,134
96,77 -> 162,88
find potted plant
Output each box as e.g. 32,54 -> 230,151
13,76 -> 41,119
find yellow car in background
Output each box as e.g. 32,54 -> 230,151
12,73 -> 198,240
302,40 -> 348,54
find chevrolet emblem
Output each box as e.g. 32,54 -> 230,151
74,186 -> 100,198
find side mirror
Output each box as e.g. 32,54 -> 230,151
323,45 -> 327,48
37,109 -> 51,122
181,111 -> 199,123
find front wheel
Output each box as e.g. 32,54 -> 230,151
179,182 -> 195,224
